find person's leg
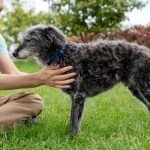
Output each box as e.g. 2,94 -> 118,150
0,92 -> 44,131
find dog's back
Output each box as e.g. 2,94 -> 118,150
62,40 -> 150,97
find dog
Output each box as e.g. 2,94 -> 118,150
13,25 -> 150,135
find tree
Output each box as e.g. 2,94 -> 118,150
0,0 -> 52,48
44,0 -> 146,41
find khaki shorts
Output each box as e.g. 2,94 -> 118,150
0,92 -> 44,131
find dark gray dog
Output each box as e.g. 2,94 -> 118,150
13,25 -> 150,135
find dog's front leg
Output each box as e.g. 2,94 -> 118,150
70,92 -> 85,136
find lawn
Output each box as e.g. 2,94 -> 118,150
0,59 -> 150,150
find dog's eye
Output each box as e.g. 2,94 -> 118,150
26,39 -> 31,42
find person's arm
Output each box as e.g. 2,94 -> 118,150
0,55 -> 21,74
0,66 -> 75,90
0,48 -> 75,89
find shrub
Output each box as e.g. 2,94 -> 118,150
69,25 -> 150,49
117,25 -> 150,48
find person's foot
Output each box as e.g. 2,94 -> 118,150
24,117 -> 38,126
31,117 -> 38,125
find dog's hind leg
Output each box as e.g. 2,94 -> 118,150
129,86 -> 150,111
70,92 -> 86,136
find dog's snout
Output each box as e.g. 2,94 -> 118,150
12,52 -> 18,57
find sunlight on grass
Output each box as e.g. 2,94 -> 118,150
0,59 -> 150,150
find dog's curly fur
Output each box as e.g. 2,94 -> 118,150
13,25 -> 150,135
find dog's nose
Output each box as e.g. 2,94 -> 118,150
12,52 -> 18,57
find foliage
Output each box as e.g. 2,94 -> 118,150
44,0 -> 145,41
69,25 -> 150,49
0,0 -> 147,47
116,25 -> 150,48
0,0 -> 52,48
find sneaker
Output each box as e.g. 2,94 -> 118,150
31,117 -> 38,125
25,117 -> 38,126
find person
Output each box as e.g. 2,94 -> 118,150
0,0 -> 75,131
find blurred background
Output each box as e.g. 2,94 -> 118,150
1,1 -> 150,148
1,0 -> 150,51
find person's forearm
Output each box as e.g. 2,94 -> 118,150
0,66 -> 76,90
0,73 -> 40,90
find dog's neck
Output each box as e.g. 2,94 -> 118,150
47,45 -> 67,65
34,41 -> 78,67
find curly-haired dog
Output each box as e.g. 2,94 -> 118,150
13,25 -> 150,135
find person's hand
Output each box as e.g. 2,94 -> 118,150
36,65 -> 76,89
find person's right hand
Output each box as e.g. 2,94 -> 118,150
36,65 -> 76,89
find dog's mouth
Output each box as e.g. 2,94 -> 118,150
13,54 -> 29,60
17,56 -> 28,59
12,51 -> 31,60
17,54 -> 31,59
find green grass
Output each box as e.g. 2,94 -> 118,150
0,59 -> 150,150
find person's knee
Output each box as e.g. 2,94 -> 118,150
26,93 -> 44,116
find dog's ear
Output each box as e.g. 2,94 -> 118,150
44,26 -> 67,46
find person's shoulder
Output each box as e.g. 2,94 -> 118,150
0,34 -> 8,55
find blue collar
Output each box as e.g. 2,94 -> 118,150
47,45 -> 66,65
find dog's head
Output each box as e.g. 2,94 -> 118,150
13,25 -> 67,64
